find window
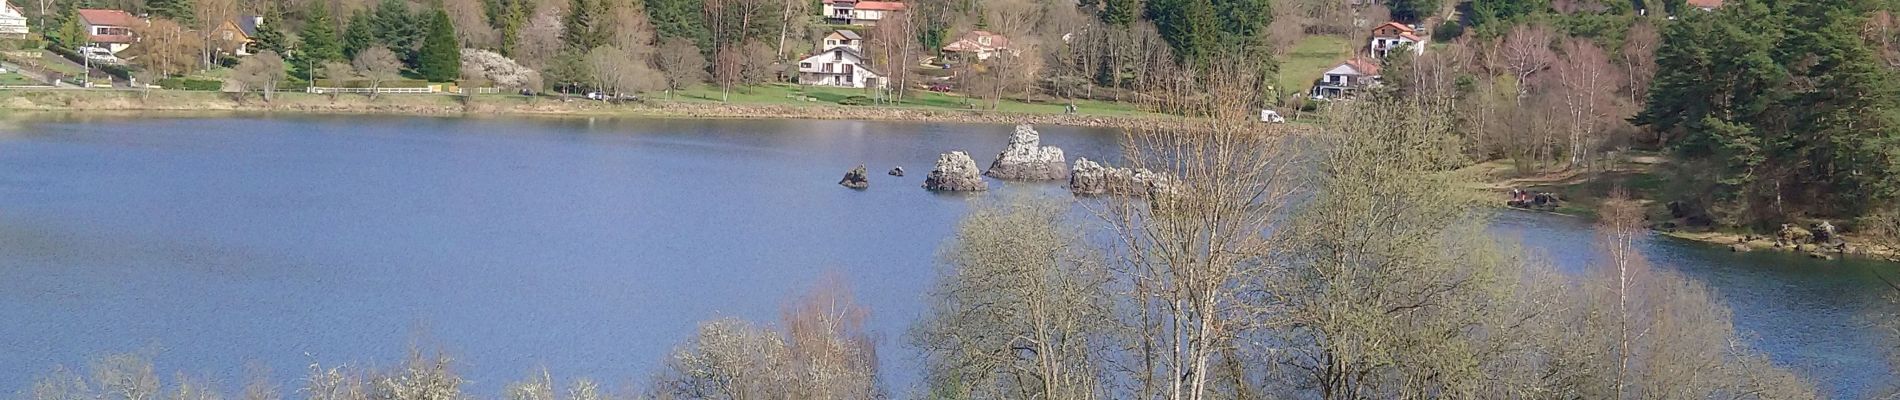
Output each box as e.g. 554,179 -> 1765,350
801,62 -> 812,68
978,36 -> 990,46
833,51 -> 843,61
827,40 -> 837,46
222,31 -> 234,40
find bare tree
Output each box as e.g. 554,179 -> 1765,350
1498,24 -> 1555,101
586,45 -> 665,97
133,18 -> 202,78
91,354 -> 159,400
713,45 -> 743,102
655,38 -> 709,98
1551,38 -> 1615,168
773,0 -> 808,58
608,0 -> 659,57
1622,21 -> 1662,107
352,47 -> 402,99
193,0 -> 239,70
446,0 -> 498,48
914,199 -> 1112,400
782,274 -> 880,399
232,50 -> 289,101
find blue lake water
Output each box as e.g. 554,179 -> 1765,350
0,115 -> 1890,398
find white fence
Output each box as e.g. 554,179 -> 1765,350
306,86 -> 438,94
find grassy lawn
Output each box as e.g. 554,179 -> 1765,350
0,72 -> 42,85
1274,35 -> 1354,96
667,83 -> 1164,117
1453,152 -> 1671,218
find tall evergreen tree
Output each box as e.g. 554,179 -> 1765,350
1388,0 -> 1441,23
342,10 -> 376,59
297,1 -> 345,79
250,7 -> 291,55
645,0 -> 709,50
417,8 -> 462,82
564,0 -> 610,51
146,0 -> 193,22
371,0 -> 426,55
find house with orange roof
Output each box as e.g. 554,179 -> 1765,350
822,0 -> 906,26
941,30 -> 1011,62
1312,58 -> 1381,99
78,9 -> 140,54
1369,22 -> 1423,58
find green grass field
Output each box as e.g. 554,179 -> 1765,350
1275,35 -> 1354,96
668,84 -> 1162,117
0,72 -> 42,85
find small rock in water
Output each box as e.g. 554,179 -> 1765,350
924,151 -> 987,191
1807,251 -> 1834,260
1729,243 -> 1751,253
985,124 -> 1068,180
888,166 -> 905,176
839,164 -> 870,189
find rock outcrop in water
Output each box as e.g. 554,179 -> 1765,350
839,165 -> 870,189
1069,158 -> 1169,196
888,167 -> 905,176
924,151 -> 987,191
985,125 -> 1068,180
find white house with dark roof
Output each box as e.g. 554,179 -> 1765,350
821,30 -> 862,50
796,40 -> 884,88
1312,58 -> 1381,99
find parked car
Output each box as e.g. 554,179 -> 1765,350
1259,109 -> 1286,123
77,47 -> 122,64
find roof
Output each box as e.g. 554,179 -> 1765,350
1687,0 -> 1722,8
1375,22 -> 1414,33
77,9 -> 138,27
942,30 -> 1009,52
855,1 -> 905,11
834,30 -> 861,40
236,15 -> 260,36
1330,58 -> 1381,76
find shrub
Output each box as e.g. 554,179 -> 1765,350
839,95 -> 872,106
1433,21 -> 1465,42
158,78 -> 224,91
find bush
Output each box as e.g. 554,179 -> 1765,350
158,78 -> 224,91
1433,21 -> 1465,42
838,95 -> 872,106
0,37 -> 42,51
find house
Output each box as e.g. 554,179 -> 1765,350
210,15 -> 263,55
822,0 -> 906,26
0,3 -> 29,38
78,9 -> 140,54
796,40 -> 885,88
821,30 -> 862,51
941,30 -> 1010,62
1368,22 -> 1423,58
1687,0 -> 1722,10
1311,58 -> 1381,99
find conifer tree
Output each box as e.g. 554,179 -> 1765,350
417,8 -> 462,82
342,10 -> 375,59
296,1 -> 345,79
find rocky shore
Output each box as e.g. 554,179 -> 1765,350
0,89 -> 1180,130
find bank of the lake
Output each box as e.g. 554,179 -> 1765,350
0,88 -> 1187,130
1457,156 -> 1900,263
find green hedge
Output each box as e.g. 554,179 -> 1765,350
158,78 -> 223,91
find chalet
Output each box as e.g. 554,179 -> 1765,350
1312,58 -> 1380,99
822,0 -> 906,26
0,3 -> 28,38
78,9 -> 139,54
941,30 -> 1010,62
821,30 -> 862,50
796,35 -> 884,88
210,15 -> 263,55
1369,22 -> 1423,58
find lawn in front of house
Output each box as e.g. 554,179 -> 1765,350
667,83 -> 1164,117
0,72 -> 43,85
1274,35 -> 1354,97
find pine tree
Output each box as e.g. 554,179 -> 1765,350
251,7 -> 291,55
417,8 -> 462,82
297,1 -> 345,79
146,0 -> 193,22
372,0 -> 426,54
51,2 -> 85,49
564,0 -> 610,51
343,10 -> 376,59
646,0 -> 709,50
1101,0 -> 1139,26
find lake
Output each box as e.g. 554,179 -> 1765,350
0,115 -> 1891,398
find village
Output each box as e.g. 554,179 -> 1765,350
0,0 -> 1734,119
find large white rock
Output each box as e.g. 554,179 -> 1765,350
1069,157 -> 1170,196
985,125 -> 1068,180
925,151 -> 988,191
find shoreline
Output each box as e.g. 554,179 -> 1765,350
0,89 -> 1184,130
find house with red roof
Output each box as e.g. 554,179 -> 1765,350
78,9 -> 140,54
941,30 -> 1010,62
822,0 -> 906,26
1312,58 -> 1381,99
1369,22 -> 1423,58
